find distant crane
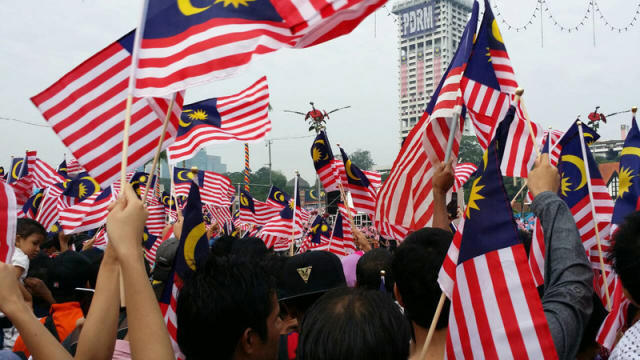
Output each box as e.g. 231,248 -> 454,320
284,102 -> 350,133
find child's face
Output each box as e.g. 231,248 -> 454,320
16,234 -> 44,260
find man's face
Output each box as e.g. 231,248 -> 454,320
252,293 -> 283,360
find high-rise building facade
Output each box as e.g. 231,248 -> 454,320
393,0 -> 472,142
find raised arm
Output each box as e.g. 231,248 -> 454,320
432,159 -> 455,232
74,243 -> 120,360
106,183 -> 175,360
528,154 -> 593,360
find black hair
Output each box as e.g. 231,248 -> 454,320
177,254 -> 276,360
356,248 -> 394,293
16,218 -> 46,241
611,211 -> 640,304
231,236 -> 269,260
392,227 -> 452,329
297,288 -> 410,360
210,235 -> 236,258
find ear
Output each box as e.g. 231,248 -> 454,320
394,283 -> 405,307
238,328 -> 255,356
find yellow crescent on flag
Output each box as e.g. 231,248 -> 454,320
561,155 -> 587,191
183,222 -> 206,271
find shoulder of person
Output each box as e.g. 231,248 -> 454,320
11,248 -> 29,269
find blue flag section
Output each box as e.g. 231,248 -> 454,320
339,148 -> 371,188
458,105 -> 519,264
612,116 -> 640,224
267,185 -> 299,208
240,189 -> 256,213
143,0 -> 283,40
160,183 -> 210,305
8,157 -> 27,184
22,191 -> 44,218
130,172 -> 157,189
308,216 -> 331,244
557,121 -> 600,209
177,99 -> 223,137
311,131 -> 335,172
173,167 -> 205,187
464,1 -> 503,90
57,160 -> 68,178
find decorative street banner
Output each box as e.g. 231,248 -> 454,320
399,1 -> 436,38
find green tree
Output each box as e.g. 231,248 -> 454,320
224,167 -> 287,202
349,149 -> 375,171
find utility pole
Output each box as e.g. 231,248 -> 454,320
265,139 -> 273,185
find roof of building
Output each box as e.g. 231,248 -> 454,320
598,162 -> 620,184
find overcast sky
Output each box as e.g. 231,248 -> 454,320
2,0 -> 639,184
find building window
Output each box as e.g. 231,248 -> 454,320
610,176 -> 619,198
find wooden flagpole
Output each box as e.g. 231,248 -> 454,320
289,171 -> 300,256
576,120 -> 612,311
141,92 -> 176,204
119,0 -> 150,191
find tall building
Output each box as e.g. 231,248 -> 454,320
393,0 -> 473,142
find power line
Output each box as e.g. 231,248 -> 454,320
0,116 -> 50,128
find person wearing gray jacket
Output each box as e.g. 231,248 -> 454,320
528,153 -> 594,360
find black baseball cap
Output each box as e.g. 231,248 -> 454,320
278,251 -> 346,301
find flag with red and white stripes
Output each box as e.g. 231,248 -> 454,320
375,2 -> 478,236
311,131 -> 340,192
173,167 -> 234,207
65,157 -> 86,176
8,152 -> 37,207
557,121 -> 615,307
31,30 -> 184,188
160,184 -> 209,359
362,170 -> 381,189
168,77 -> 271,163
239,190 -> 280,226
338,147 -> 377,216
453,163 -> 478,192
146,197 -> 166,237
440,104 -> 557,359
1,182 -> 17,263
58,187 -> 114,235
33,159 -> 65,190
204,203 -> 232,228
135,0 -> 386,97
461,1 -> 541,179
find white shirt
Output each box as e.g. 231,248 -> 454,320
611,320 -> 640,359
11,248 -> 29,283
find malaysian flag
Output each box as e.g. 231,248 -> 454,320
453,163 -> 478,192
65,157 -> 86,177
311,131 -> 339,192
266,185 -> 310,223
162,191 -> 179,222
134,0 -> 386,97
204,203 -> 232,228
612,115 -> 640,224
375,2 -> 478,237
543,129 -> 565,166
362,170 -> 382,189
338,147 -> 376,216
168,77 -> 271,163
8,152 -> 36,207
143,228 -> 161,266
58,187 -> 115,234
160,183 -> 209,356
36,176 -> 101,232
299,215 -> 332,253
439,105 -> 557,359
557,121 -> 615,306
20,192 -> 44,219
146,196 -> 167,237
31,30 -> 184,188
416,49 -> 425,95
1,181 -> 17,262
33,159 -> 66,190
173,167 -> 234,207
326,204 -> 355,256
0,167 -> 5,182
461,1 -> 541,178
239,190 -> 280,226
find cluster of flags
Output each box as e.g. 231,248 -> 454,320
5,0 -> 640,356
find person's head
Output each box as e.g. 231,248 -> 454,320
611,211 -> 640,305
392,227 -> 452,330
297,288 -> 411,360
48,250 -> 92,303
356,248 -> 394,293
279,251 -> 346,321
16,218 -> 46,259
231,237 -> 269,260
177,255 -> 282,360
211,235 -> 237,258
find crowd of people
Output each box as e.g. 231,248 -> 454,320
0,154 -> 639,359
